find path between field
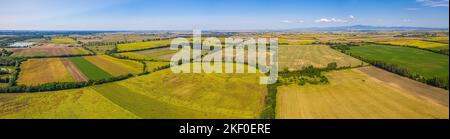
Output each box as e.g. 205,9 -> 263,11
60,58 -> 88,82
357,66 -> 449,107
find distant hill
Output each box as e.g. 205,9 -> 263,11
286,25 -> 449,32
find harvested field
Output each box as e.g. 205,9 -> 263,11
17,58 -> 74,85
279,45 -> 364,70
276,66 -> 449,119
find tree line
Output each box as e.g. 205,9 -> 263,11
0,74 -> 133,93
330,43 -> 449,90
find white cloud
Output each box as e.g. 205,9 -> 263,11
349,15 -> 355,19
281,20 -> 291,23
417,0 -> 449,7
315,18 -> 348,23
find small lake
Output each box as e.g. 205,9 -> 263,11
9,42 -> 34,47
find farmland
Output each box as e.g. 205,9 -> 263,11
83,55 -> 143,76
8,47 -> 91,57
17,58 -> 74,85
1,30 -> 449,119
115,47 -> 178,61
276,66 -> 449,119
117,40 -> 171,52
0,64 -> 267,119
377,40 -> 449,51
68,57 -> 113,80
347,44 -> 449,78
51,37 -> 78,44
0,89 -> 138,119
278,45 -> 364,70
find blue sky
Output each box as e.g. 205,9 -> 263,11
0,0 -> 448,30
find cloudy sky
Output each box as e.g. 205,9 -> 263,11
0,0 -> 448,30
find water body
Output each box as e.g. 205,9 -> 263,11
9,42 -> 34,47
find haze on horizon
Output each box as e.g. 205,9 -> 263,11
0,0 -> 448,30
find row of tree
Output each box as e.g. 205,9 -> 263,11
348,52 -> 449,90
0,74 -> 133,93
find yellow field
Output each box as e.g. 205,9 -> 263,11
276,66 -> 449,119
51,37 -> 78,44
83,55 -> 143,76
279,45 -> 364,70
17,58 -> 73,85
145,61 -> 170,72
379,40 -> 449,50
279,39 -> 315,45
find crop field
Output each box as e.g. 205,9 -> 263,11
115,47 -> 178,61
276,66 -> 449,119
68,57 -> 113,80
347,44 -> 449,78
51,37 -> 78,44
426,36 -> 449,44
117,40 -> 171,52
279,45 -> 364,70
83,55 -> 143,76
378,40 -> 449,51
0,64 -> 266,119
8,47 -> 91,57
17,58 -> 74,85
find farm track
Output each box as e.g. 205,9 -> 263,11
60,58 -> 88,82
357,66 -> 449,107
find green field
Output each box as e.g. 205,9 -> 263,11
117,40 -> 171,52
348,44 -> 449,78
68,57 -> 113,80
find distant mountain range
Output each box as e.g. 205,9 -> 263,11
285,25 -> 449,32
